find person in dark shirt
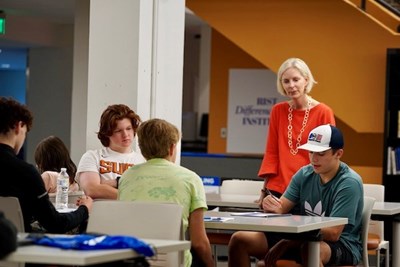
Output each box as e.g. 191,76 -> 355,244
0,97 -> 93,233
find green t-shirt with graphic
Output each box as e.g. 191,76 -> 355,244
118,158 -> 207,267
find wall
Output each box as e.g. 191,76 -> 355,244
208,30 -> 265,152
208,31 -> 383,183
0,25 -> 73,165
0,48 -> 27,103
181,153 -> 262,180
27,44 -> 74,164
187,0 -> 400,183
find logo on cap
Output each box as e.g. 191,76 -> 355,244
308,133 -> 323,143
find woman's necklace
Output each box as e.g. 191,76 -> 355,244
287,97 -> 311,155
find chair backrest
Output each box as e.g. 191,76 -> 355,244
362,196 -> 376,267
87,200 -> 184,267
0,197 -> 24,267
220,179 -> 263,195
0,197 -> 24,232
363,184 -> 384,239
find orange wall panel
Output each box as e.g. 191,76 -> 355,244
187,0 -> 400,183
208,30 -> 264,153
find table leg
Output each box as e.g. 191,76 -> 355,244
392,220 -> 400,267
308,241 -> 320,267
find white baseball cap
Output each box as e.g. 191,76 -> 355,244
298,124 -> 344,152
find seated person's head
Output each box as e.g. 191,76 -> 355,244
137,118 -> 180,162
97,104 -> 141,148
34,135 -> 77,181
298,124 -> 344,154
0,97 -> 33,154
298,124 -> 344,174
0,97 -> 33,134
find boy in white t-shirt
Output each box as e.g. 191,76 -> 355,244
76,104 -> 145,199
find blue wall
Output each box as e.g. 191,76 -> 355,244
0,48 -> 27,103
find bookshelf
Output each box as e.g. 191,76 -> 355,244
383,48 -> 400,202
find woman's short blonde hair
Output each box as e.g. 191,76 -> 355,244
276,58 -> 317,96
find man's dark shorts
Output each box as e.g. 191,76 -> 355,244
265,233 -> 355,265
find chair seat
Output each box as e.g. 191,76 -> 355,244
206,232 -> 232,245
367,232 -> 380,250
258,259 -> 355,267
276,260 -> 302,267
256,260 -> 302,267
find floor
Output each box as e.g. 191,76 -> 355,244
213,248 -> 384,267
214,246 -> 258,267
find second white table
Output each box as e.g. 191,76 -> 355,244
204,211 -> 347,267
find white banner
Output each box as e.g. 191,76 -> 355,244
227,69 -> 287,154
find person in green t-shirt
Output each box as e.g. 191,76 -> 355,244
118,118 -> 214,267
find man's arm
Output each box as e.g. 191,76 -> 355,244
189,208 -> 214,267
79,171 -> 117,199
320,225 -> 345,242
265,195 -> 345,241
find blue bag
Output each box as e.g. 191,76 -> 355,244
32,234 -> 155,257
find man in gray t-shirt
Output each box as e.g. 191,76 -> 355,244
228,124 -> 363,266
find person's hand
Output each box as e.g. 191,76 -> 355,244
256,189 -> 267,208
262,194 -> 282,212
76,195 -> 93,212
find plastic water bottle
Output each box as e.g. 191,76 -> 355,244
55,168 -> 69,210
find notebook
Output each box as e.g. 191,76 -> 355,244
230,212 -> 291,218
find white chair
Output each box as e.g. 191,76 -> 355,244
86,201 -> 184,267
0,197 -> 24,232
220,179 -> 264,195
363,184 -> 389,267
0,197 -> 24,267
210,179 -> 263,265
359,196 -> 376,267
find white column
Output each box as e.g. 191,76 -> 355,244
71,0 -> 185,164
71,0 -> 89,163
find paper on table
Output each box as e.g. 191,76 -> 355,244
230,212 -> 291,218
204,216 -> 234,222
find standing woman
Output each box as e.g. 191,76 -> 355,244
258,58 -> 335,200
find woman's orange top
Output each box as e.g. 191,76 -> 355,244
258,101 -> 335,194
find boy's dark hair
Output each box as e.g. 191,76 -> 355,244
0,97 -> 33,134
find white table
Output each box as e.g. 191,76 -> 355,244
49,190 -> 85,204
204,211 -> 347,267
372,201 -> 400,267
206,193 -> 259,209
3,238 -> 190,266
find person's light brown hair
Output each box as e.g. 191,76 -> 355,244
137,118 -> 180,160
